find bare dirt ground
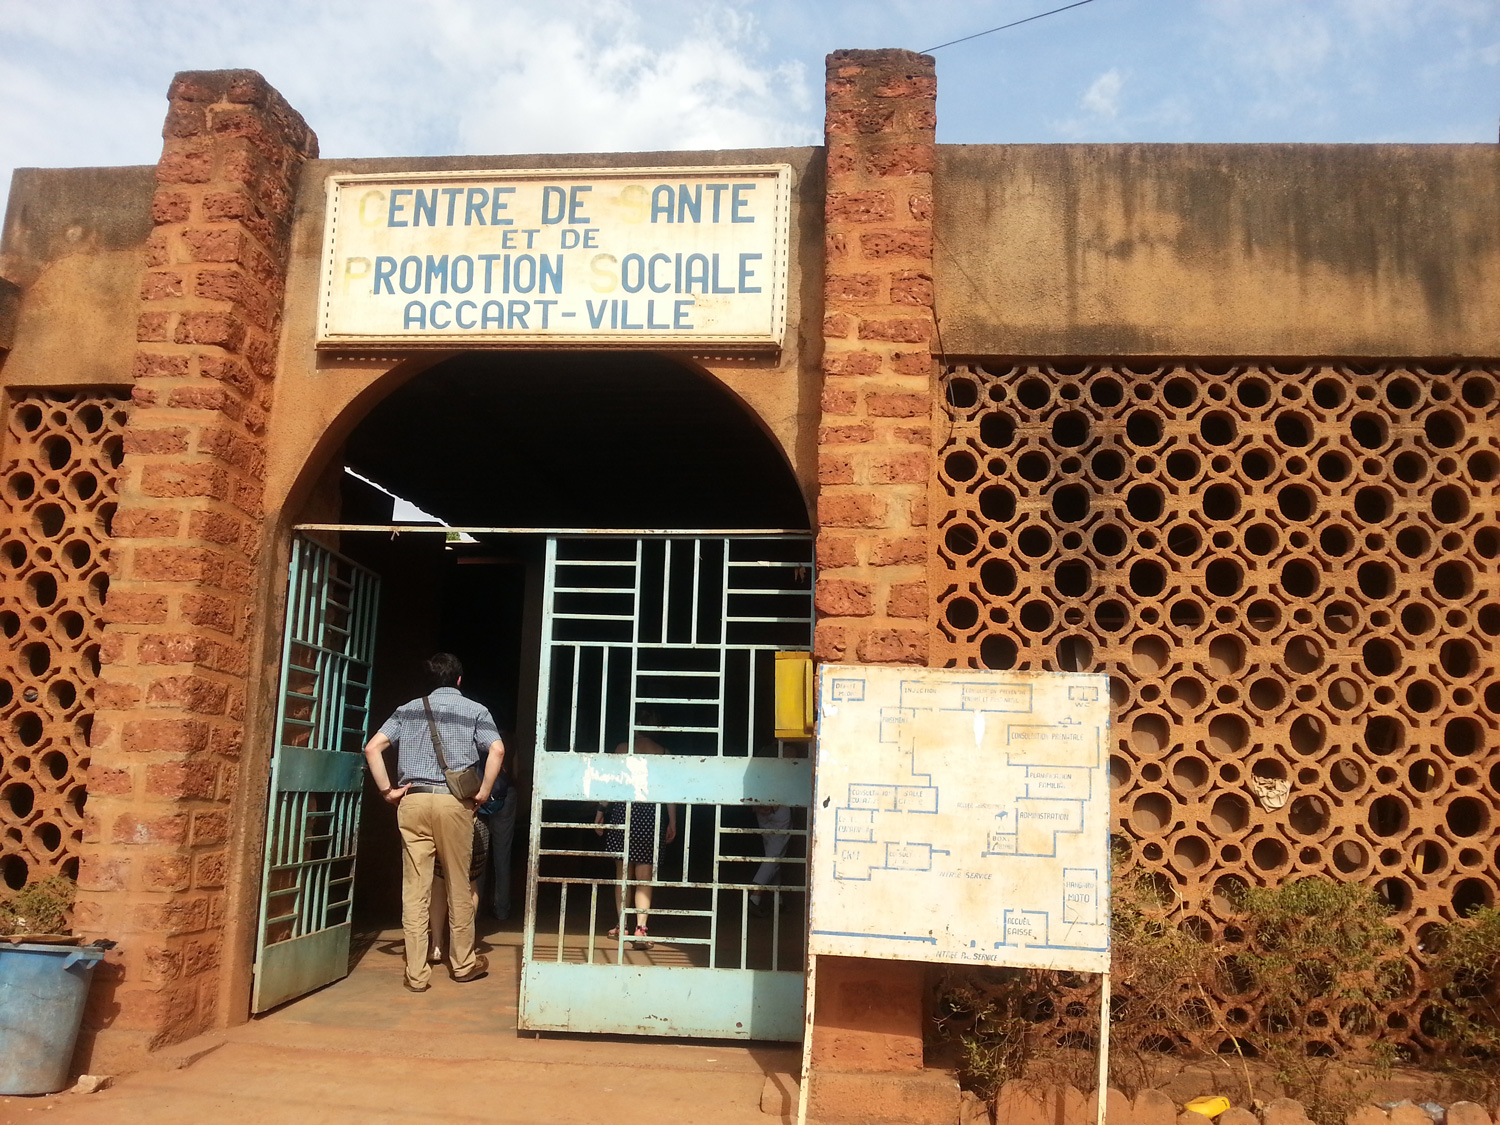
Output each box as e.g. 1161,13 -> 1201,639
0,926 -> 798,1125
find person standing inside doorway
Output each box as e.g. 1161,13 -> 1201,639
482,757 -> 518,922
748,804 -> 792,917
593,713 -> 677,948
363,653 -> 503,993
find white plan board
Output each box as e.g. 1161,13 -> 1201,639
808,664 -> 1112,973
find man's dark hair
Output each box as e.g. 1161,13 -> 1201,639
427,653 -> 463,689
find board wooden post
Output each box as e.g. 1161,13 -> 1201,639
1096,971 -> 1111,1125
797,952 -> 818,1125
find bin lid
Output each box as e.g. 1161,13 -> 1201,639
1,941 -> 108,960
0,934 -> 80,946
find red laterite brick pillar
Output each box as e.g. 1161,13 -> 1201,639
811,48 -> 939,1090
815,47 -> 937,671
76,69 -> 315,1067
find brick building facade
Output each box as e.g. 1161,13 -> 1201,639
3,46 -> 1499,1114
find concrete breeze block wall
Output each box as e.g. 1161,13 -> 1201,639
75,70 -> 315,1067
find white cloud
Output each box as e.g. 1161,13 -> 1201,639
0,0 -> 818,199
1198,0 -> 1500,133
432,2 -> 813,154
2,0 -> 1497,193
1081,69 -> 1124,120
1049,67 -> 1144,138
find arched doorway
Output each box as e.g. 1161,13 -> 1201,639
252,351 -> 813,1040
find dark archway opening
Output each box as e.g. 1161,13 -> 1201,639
342,351 -> 810,530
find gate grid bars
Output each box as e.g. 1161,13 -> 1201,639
252,537 -> 380,1012
521,535 -> 814,1040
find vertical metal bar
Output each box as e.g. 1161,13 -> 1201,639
311,644 -> 329,753
723,539 -> 737,759
618,538 -> 645,960
618,799 -> 630,941
336,647 -> 352,754
745,646 -> 757,759
645,800 -> 660,934
703,539 -> 719,757
320,643 -> 340,751
591,642 -> 603,759
300,792 -> 313,930
280,790 -> 295,869
310,844 -> 326,936
523,537 -> 559,970
290,792 -> 306,931
537,537 -> 559,755
771,885 -> 781,972
629,538 -> 642,752
614,845 -> 627,957
300,802 -> 316,937
316,805 -> 333,927
312,568 -> 331,751
708,804 -> 721,969
327,808 -> 342,920
587,883 -> 599,965
660,537 -> 672,642
556,880 -> 568,963
740,880 -> 750,972
566,648 -> 581,751
690,538 -> 702,646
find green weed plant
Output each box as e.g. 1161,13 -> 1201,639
930,874 -> 1408,1124
931,969 -> 1047,1103
1429,905 -> 1500,1108
1108,870 -> 1235,1099
1235,878 -> 1403,1125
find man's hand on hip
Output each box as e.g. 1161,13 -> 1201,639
382,783 -> 411,805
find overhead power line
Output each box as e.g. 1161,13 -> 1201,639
922,0 -> 1099,53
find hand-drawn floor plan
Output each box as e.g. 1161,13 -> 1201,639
808,665 -> 1111,973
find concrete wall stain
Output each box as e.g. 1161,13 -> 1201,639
936,144 -> 1500,357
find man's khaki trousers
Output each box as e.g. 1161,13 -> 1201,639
397,792 -> 478,987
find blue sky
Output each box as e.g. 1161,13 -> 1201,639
1,0 -> 1497,197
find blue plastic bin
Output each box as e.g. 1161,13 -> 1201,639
0,942 -> 106,1095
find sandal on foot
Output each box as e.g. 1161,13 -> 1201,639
631,925 -> 653,950
607,926 -> 621,939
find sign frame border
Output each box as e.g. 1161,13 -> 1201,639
316,163 -> 793,351
805,663 -> 1113,973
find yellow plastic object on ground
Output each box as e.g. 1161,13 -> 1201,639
1184,1095 -> 1232,1118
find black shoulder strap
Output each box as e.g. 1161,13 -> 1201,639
421,696 -> 451,772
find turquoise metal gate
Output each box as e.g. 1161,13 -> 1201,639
520,535 -> 813,1040
252,537 -> 380,1012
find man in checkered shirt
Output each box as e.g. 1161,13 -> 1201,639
363,652 -> 504,992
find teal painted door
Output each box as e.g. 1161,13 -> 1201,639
252,537 -> 380,1013
519,535 -> 813,1040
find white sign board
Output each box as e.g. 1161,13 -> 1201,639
317,165 -> 791,348
808,665 -> 1111,973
